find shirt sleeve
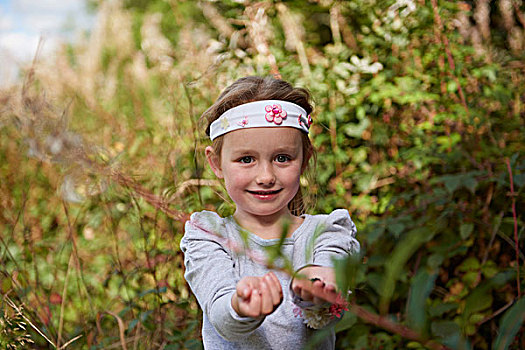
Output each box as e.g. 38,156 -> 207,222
313,209 -> 360,267
289,209 -> 359,328
180,211 -> 264,341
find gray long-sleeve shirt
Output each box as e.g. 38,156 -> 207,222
180,209 -> 360,349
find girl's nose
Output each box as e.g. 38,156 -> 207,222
256,163 -> 276,186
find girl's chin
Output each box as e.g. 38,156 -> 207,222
236,206 -> 292,218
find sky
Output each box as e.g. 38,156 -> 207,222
0,0 -> 94,86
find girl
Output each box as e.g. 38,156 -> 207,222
180,76 -> 360,349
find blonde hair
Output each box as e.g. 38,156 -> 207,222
201,76 -> 316,215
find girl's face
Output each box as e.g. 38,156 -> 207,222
206,127 -> 304,223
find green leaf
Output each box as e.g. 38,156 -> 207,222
406,268 -> 437,333
460,223 -> 474,240
344,117 -> 370,138
138,286 -> 167,298
463,271 -> 515,322
335,311 -> 357,332
184,339 -> 203,350
334,252 -> 361,296
493,297 -> 525,350
429,302 -> 459,317
1,277 -> 12,293
458,257 -> 480,272
462,176 -> 478,194
380,227 -> 436,313
447,80 -> 458,92
387,221 -> 405,237
431,321 -> 471,350
127,319 -> 139,333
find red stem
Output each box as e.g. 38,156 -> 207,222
505,157 -> 521,298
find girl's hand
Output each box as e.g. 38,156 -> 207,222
231,272 -> 283,318
291,266 -> 339,304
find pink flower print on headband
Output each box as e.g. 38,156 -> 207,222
265,104 -> 287,125
237,116 -> 248,127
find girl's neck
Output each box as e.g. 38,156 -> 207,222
233,209 -> 303,240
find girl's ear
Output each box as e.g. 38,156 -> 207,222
205,146 -> 224,178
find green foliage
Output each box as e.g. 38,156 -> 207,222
1,0 -> 524,349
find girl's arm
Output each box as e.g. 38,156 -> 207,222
181,211 -> 269,341
290,209 -> 360,326
293,209 -> 359,299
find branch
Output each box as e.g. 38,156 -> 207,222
349,302 -> 451,350
506,157 -> 521,298
430,0 -> 469,116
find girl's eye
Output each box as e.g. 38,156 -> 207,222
239,156 -> 253,164
275,155 -> 290,163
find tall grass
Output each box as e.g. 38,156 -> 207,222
1,0 -> 524,349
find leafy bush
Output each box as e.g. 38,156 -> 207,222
1,0 -> 523,349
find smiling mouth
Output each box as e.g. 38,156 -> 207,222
246,189 -> 283,195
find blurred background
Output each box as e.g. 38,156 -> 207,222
0,0 -> 524,349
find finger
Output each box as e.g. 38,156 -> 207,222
300,279 -> 338,304
316,285 -> 339,304
264,273 -> 283,305
324,282 -> 337,293
310,279 -> 327,304
300,286 -> 314,301
292,277 -> 308,295
260,281 -> 274,315
236,283 -> 252,300
243,289 -> 261,318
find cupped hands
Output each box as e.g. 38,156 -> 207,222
231,272 -> 283,318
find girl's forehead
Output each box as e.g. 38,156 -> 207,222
222,127 -> 303,150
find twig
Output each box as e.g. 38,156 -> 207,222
481,211 -> 505,266
187,220 -> 293,276
104,311 -> 129,350
430,0 -> 469,116
173,178 -> 222,197
349,301 -> 450,350
57,253 -> 74,348
329,3 -> 342,46
245,4 -> 281,78
199,1 -> 246,48
505,157 -> 521,297
512,0 -> 525,29
111,170 -> 189,222
183,82 -> 203,207
497,229 -> 525,262
60,334 -> 83,349
62,202 -> 96,316
476,298 -> 515,327
276,3 -> 311,77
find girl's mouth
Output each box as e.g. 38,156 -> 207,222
247,189 -> 283,199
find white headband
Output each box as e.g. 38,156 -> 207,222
209,100 -> 312,140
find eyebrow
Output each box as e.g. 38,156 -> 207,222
228,148 -> 300,159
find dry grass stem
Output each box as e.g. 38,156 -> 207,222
59,334 -> 83,349
104,311 -> 128,350
5,296 -> 57,348
245,5 -> 280,78
276,3 -> 311,77
57,253 -> 74,348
